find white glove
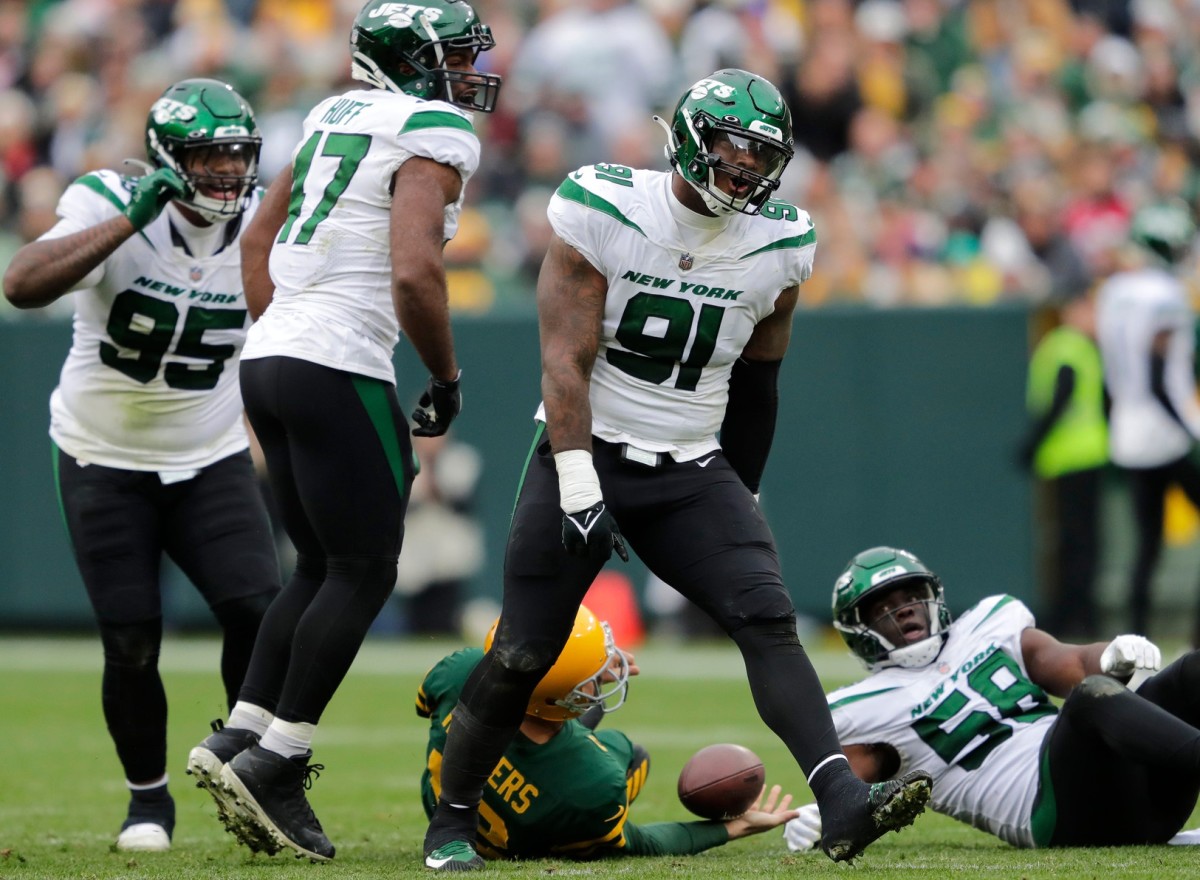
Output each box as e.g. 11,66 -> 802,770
1100,635 -> 1162,682
783,803 -> 822,852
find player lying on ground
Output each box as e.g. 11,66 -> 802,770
784,546 -> 1200,850
419,605 -> 799,861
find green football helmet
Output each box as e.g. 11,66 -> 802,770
832,546 -> 952,671
656,68 -> 794,216
350,0 -> 501,113
144,78 -> 261,224
1130,199 -> 1196,265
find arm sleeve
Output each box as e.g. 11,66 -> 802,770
617,821 -> 730,856
1151,350 -> 1194,437
1018,364 -> 1076,465
719,357 -> 781,494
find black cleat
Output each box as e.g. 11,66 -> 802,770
820,769 -> 932,863
219,745 -> 335,862
187,719 -> 280,854
115,788 -> 175,852
187,719 -> 259,784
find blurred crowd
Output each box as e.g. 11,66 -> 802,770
2,0 -> 1200,315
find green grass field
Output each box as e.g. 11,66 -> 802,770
2,633 -> 1197,880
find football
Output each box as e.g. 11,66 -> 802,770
677,743 -> 765,820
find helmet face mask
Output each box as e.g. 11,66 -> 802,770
350,0 -> 501,112
660,69 -> 794,216
832,547 -> 952,671
145,78 -> 261,224
486,606 -> 630,722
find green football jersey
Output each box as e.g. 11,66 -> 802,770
417,648 -> 729,859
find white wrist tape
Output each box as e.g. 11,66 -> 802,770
554,449 -> 603,513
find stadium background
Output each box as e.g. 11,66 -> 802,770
3,0 -> 1200,638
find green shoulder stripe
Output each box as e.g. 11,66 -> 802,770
828,686 -> 901,712
970,595 -> 1017,632
738,226 -> 817,260
399,110 -> 475,136
555,178 -> 644,235
75,173 -> 128,214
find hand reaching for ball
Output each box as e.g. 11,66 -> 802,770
723,784 -> 800,840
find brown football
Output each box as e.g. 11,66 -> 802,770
677,743 -> 765,820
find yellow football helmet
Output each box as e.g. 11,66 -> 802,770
486,605 -> 629,721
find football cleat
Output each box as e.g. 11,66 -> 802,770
820,769 -> 932,863
187,718 -> 259,783
187,719 -> 279,854
115,786 -> 175,852
115,821 -> 171,852
424,839 -> 484,871
219,745 -> 334,862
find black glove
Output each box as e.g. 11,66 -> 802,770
411,371 -> 462,437
562,501 -> 629,564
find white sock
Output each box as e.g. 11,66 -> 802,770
259,719 -> 316,759
228,701 -> 274,737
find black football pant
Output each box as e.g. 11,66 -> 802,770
437,427 -> 843,814
1039,467 -> 1102,640
55,446 -> 280,783
236,357 -> 414,725
1042,652 -> 1200,846
1124,455 -> 1200,643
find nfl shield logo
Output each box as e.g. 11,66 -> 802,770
189,266 -> 203,282
678,252 -> 693,271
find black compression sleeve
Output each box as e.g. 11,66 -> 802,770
1150,351 -> 1191,433
1018,365 -> 1076,465
719,357 -> 781,494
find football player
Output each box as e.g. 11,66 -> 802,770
784,546 -> 1200,851
419,605 -> 799,861
423,68 -> 932,871
2,78 -> 279,852
1095,201 -> 1200,646
183,0 -> 501,863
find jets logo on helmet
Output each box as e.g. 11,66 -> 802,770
150,99 -> 197,126
688,78 -> 736,101
350,0 -> 501,113
144,78 -> 261,224
370,3 -> 445,26
832,546 -> 952,671
655,68 -> 795,216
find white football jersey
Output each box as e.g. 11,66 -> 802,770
41,170 -> 259,471
541,166 -> 816,460
828,595 -> 1057,848
1095,267 -> 1200,467
244,88 -> 481,383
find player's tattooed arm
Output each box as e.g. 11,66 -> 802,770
2,216 -> 132,309
539,233 -> 605,454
